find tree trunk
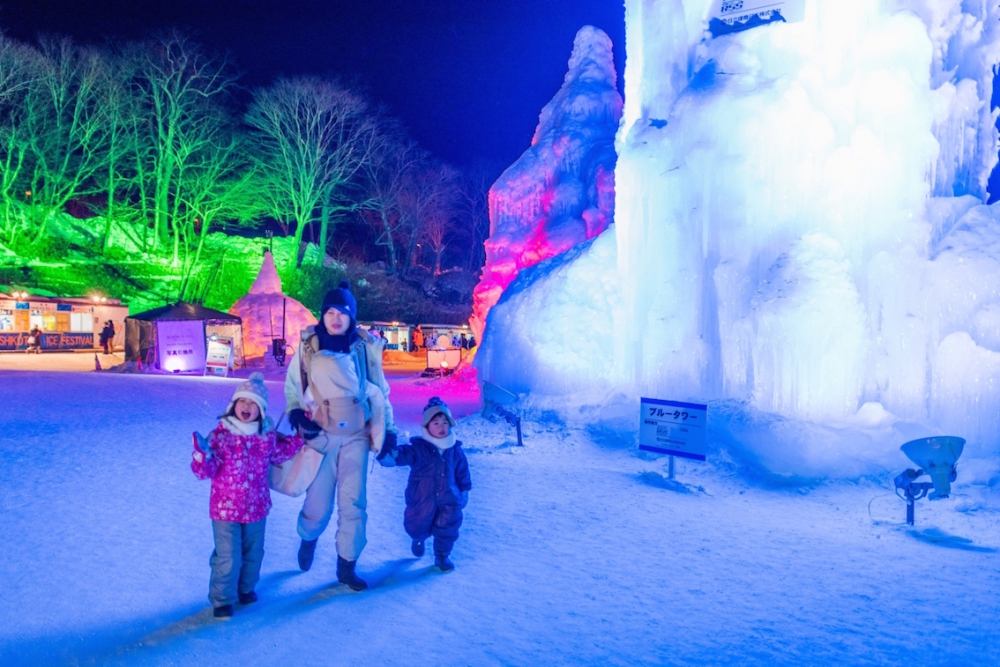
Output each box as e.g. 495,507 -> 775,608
317,202 -> 331,266
379,210 -> 397,274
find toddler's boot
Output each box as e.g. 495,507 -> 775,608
434,552 -> 455,572
336,556 -> 368,591
298,538 -> 318,571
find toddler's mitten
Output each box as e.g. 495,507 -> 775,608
376,435 -> 398,466
289,408 -> 322,440
377,430 -> 398,459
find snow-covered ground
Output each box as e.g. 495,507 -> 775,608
1,369 -> 998,666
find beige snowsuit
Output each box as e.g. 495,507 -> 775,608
284,326 -> 394,560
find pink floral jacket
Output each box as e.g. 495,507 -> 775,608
191,423 -> 304,523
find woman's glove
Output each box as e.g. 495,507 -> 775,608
289,408 -> 322,440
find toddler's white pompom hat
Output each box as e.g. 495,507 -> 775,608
421,396 -> 456,428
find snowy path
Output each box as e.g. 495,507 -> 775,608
1,372 -> 998,665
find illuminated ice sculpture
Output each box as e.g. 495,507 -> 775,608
476,1 -> 1000,478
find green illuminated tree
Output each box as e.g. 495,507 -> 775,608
19,38 -> 111,244
92,47 -> 142,255
129,31 -> 238,263
0,34 -> 39,247
245,77 -> 380,268
175,125 -> 263,301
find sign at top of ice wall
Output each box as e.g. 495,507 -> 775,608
709,0 -> 806,37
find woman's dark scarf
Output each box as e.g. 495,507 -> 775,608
316,319 -> 359,353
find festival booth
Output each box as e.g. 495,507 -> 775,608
419,323 -> 473,375
359,321 -> 412,351
0,293 -> 128,351
124,302 -> 243,373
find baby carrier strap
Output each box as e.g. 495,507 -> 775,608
350,338 -> 372,422
299,333 -> 320,394
300,330 -> 371,424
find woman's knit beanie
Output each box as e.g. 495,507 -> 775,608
321,281 -> 357,320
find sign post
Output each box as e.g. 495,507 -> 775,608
639,398 -> 708,478
205,336 -> 234,377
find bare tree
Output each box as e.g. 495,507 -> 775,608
245,77 -> 380,268
22,37 -> 111,243
0,34 -> 40,246
93,47 -> 141,254
130,31 -> 238,261
359,124 -> 426,274
422,209 -> 454,275
175,121 -> 262,300
455,164 -> 494,273
397,162 -> 462,275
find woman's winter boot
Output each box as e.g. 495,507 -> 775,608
336,556 -> 368,591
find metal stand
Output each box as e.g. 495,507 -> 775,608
894,467 -> 933,526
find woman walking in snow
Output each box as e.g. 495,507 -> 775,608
283,281 -> 397,590
191,373 -> 304,619
377,397 -> 471,571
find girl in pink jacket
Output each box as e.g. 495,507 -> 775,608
191,373 -> 304,620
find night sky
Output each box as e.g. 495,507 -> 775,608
0,0 -> 626,172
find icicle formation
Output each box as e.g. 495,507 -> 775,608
469,26 -> 622,339
478,0 -> 1000,478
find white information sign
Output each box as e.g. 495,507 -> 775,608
156,320 -> 207,373
709,0 -> 806,36
639,398 -> 708,461
205,336 -> 234,377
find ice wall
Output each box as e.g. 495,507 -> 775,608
478,1 -> 1000,479
470,26 -> 622,339
229,250 -> 317,364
